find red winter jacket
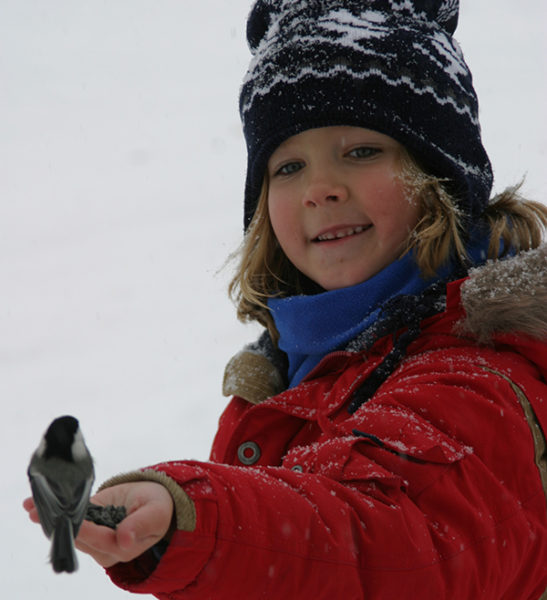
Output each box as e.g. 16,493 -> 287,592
106,247 -> 547,599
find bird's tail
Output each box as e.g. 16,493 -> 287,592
51,516 -> 78,573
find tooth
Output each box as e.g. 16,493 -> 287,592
318,227 -> 369,241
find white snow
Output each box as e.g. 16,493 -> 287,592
1,1 -> 545,598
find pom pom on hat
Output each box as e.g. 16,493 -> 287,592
240,0 -> 492,230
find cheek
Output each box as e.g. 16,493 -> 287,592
268,194 -> 299,247
375,186 -> 420,244
394,194 -> 420,230
267,196 -> 285,242
402,192 -> 421,232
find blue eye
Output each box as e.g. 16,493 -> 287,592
347,147 -> 381,159
275,161 -> 303,176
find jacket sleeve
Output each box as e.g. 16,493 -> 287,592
105,347 -> 547,599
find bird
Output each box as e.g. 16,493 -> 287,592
28,415 -> 94,573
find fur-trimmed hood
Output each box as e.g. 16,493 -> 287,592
459,243 -> 547,343
223,244 -> 547,404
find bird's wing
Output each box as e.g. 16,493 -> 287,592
28,472 -> 64,538
69,476 -> 94,536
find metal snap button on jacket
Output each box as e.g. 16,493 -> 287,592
291,465 -> 303,472
237,441 -> 261,465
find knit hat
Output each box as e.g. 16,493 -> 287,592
240,0 -> 493,230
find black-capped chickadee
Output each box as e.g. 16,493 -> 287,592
28,415 -> 94,573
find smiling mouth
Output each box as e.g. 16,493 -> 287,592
313,225 -> 372,242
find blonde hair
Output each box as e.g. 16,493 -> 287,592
229,151 -> 547,337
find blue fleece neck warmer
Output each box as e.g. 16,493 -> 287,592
268,238 -> 491,387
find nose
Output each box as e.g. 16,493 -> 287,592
302,167 -> 348,208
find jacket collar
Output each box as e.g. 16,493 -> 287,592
224,244 -> 547,405
458,243 -> 547,343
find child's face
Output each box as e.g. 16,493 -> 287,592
267,126 -> 420,290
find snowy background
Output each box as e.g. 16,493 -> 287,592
1,0 -> 545,597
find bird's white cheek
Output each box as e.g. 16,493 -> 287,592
71,431 -> 90,462
37,437 -> 47,457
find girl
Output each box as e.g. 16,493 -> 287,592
25,1 -> 547,597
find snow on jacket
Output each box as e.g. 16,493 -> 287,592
105,245 -> 547,599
